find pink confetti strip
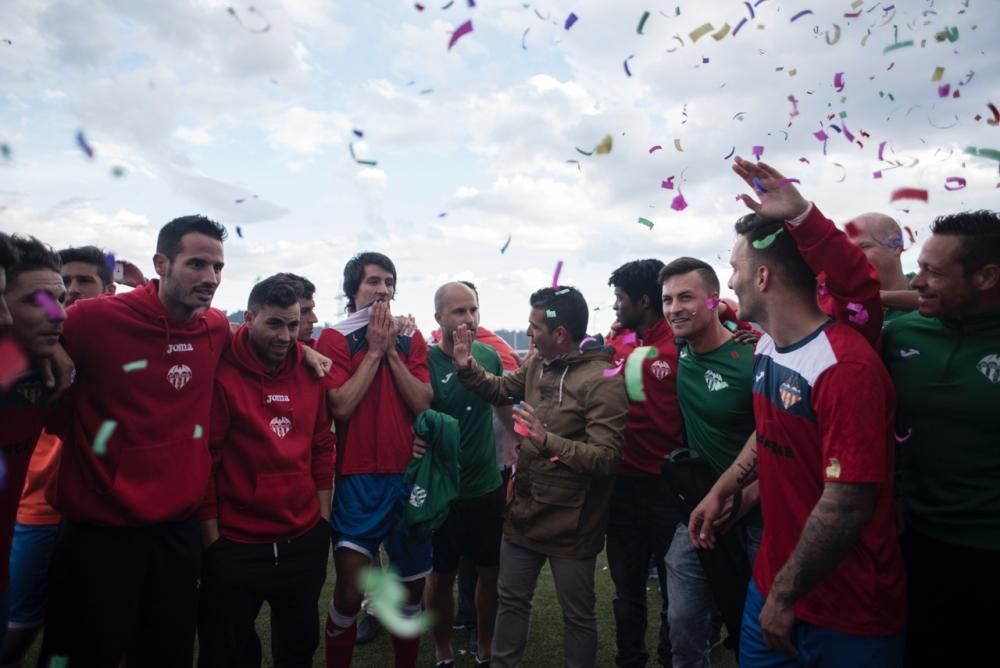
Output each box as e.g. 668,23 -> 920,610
877,140 -> 887,161
944,176 -> 967,191
813,129 -> 828,142
603,363 -> 625,377
551,260 -> 563,288
671,191 -> 688,211
846,302 -> 869,325
890,188 -> 928,203
447,19 -> 473,50
705,296 -> 720,310
799,157 -> 810,164
834,72 -> 845,92
895,427 -> 913,443
661,176 -> 675,190
34,291 -> 64,321
621,332 -> 637,346
752,145 -> 764,160
937,84 -> 950,97
787,95 -> 800,118
648,145 -> 663,153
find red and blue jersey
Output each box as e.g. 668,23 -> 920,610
315,311 -> 429,476
751,320 -> 906,636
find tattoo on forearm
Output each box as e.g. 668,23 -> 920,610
736,448 -> 758,488
771,483 -> 875,605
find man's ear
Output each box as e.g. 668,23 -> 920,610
152,253 -> 169,279
757,265 -> 771,292
244,309 -> 254,325
972,263 -> 1000,292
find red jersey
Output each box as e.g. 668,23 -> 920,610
608,319 -> 685,476
201,327 -> 335,542
47,280 -> 230,526
751,321 -> 906,636
787,204 -> 883,348
315,319 -> 429,476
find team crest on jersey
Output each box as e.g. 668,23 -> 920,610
167,364 -> 192,390
409,485 -> 428,508
704,370 -> 729,392
269,416 -> 292,438
977,354 -> 1000,384
779,377 -> 802,410
651,360 -> 671,380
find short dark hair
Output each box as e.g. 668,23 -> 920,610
658,257 -> 720,292
7,235 -> 62,285
930,210 -> 1000,278
248,274 -> 302,312
0,232 -> 18,273
59,245 -> 112,287
343,251 -> 396,311
609,259 -> 665,309
273,272 -> 316,299
459,280 -> 478,297
156,215 -> 227,261
530,286 -> 589,341
734,214 -> 816,293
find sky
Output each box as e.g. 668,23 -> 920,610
1,0 -> 997,334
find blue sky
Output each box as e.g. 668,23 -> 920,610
2,0 -> 997,332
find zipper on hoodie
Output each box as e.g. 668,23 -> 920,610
942,321 -> 963,382
273,542 -> 279,566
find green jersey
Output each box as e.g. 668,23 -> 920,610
882,309 -> 1000,550
428,342 -> 503,499
677,337 -> 760,525
884,272 -> 917,324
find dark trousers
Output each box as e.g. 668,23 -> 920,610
903,529 -> 1000,668
606,475 -> 681,667
198,520 -> 329,668
40,519 -> 202,668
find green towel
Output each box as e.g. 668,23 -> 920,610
403,409 -> 461,542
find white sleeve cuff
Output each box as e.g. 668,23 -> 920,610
786,202 -> 814,226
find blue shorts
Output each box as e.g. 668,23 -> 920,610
331,474 -> 432,581
740,580 -> 904,667
7,522 -> 60,627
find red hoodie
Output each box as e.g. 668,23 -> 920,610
46,280 -> 231,526
200,326 -> 335,542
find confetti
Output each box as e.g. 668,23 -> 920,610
787,95 -> 800,118
603,363 -> 625,377
878,141 -> 888,161
500,234 -> 512,254
705,296 -> 720,310
688,23 -> 714,42
752,228 -> 784,249
987,103 -> 1000,126
846,302 -> 869,325
551,260 -> 563,287
76,130 -> 94,159
447,19 -> 473,50
789,9 -> 814,22
360,567 -> 434,637
732,112 -> 747,121
621,332 -> 637,346
661,177 -> 674,189
834,72 -> 845,92
352,129 -> 364,138
733,18 -> 748,37
670,191 -> 688,211
944,177 -> 967,191
723,146 -> 736,159
623,55 -> 634,77
226,6 -> 271,33
236,226 -> 243,238
938,84 -> 950,98
348,143 -> 378,166
122,359 -> 148,373
415,3 -> 425,10
883,39 -> 914,53
965,146 -> 1000,161
752,145 -> 764,160
521,27 -> 529,50
752,177 -> 767,193
895,428 -> 913,443
833,162 -> 846,182
666,35 -> 684,52
637,217 -> 654,229
712,23 -> 731,40
546,310 -> 557,318
673,138 -> 684,152
931,67 -> 944,82
625,346 -> 658,401
594,135 -> 613,154
890,188 -> 928,203
825,24 -> 841,45
637,11 -> 650,34
648,145 -> 663,154
744,2 -> 755,19
93,420 -> 117,456
34,291 -> 63,320
0,338 -> 29,390
110,165 -> 126,178
575,147 -> 594,156
564,12 -> 578,30
0,143 -> 10,160
193,424 -> 204,439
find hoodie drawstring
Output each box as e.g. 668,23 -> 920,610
557,367 -> 568,406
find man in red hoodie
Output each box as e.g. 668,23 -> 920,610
316,252 -> 433,668
41,216 -> 233,668
198,274 -> 335,668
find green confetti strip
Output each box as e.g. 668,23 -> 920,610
965,146 -> 1000,161
625,346 -> 658,402
637,11 -> 650,34
93,420 -> 118,455
122,359 -> 148,372
193,424 -> 204,439
637,217 -> 655,229
360,567 -> 434,638
752,228 -> 785,249
546,309 -> 557,318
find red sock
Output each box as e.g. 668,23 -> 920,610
325,616 -> 357,668
391,633 -> 421,668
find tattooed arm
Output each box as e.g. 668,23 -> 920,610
758,482 -> 876,656
688,432 -> 758,549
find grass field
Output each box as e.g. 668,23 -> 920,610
28,551 -> 738,667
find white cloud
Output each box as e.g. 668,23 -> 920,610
267,106 -> 351,154
173,127 -> 215,146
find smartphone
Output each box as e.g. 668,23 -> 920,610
113,260 -> 124,283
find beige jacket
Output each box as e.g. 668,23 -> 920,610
457,342 -> 628,559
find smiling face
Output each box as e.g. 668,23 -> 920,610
911,234 -> 976,317
246,302 -> 300,368
155,232 -> 224,318
7,268 -> 66,359
662,271 -> 717,340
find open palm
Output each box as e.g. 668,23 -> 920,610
732,156 -> 810,221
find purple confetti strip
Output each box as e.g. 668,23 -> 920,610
648,145 -> 663,153
752,176 -> 768,193
789,9 -> 814,22
878,140 -> 887,161
752,145 -> 764,159
104,252 -> 116,273
236,226 -> 243,238
834,71 -> 845,92
661,176 -> 675,189
552,260 -> 563,288
671,191 -> 688,211
937,83 -> 950,97
813,129 -> 829,142
621,332 -> 637,346
564,12 -> 578,30
846,302 -> 870,325
603,363 -> 625,377
944,176 -> 967,191
623,55 -> 634,77
723,146 -> 736,159
744,1 -> 755,19
447,19 -> 473,50
895,427 -> 913,443
76,130 -> 94,159
733,17 -> 748,36
34,291 -> 64,321
352,129 -> 364,138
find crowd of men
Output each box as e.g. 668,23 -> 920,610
0,157 -> 997,668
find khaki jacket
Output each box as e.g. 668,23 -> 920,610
457,342 -> 628,559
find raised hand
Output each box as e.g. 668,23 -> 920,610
732,156 -> 810,221
116,260 -> 148,287
452,323 -> 474,369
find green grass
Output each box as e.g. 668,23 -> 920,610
29,552 -> 738,667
